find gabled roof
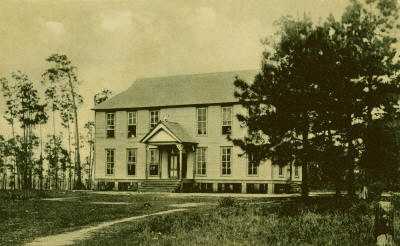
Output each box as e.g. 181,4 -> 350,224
141,121 -> 196,144
94,70 -> 256,110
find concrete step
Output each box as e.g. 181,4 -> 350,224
139,187 -> 178,192
138,180 -> 182,192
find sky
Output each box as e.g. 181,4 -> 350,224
0,0 -> 350,138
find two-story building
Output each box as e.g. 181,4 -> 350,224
93,70 -> 302,193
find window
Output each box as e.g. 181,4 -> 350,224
197,107 -> 207,135
106,113 -> 115,138
127,111 -> 137,138
221,147 -> 232,175
196,148 -> 207,175
294,165 -> 299,177
222,106 -> 232,135
105,149 -> 115,175
149,149 -> 159,176
150,110 -> 160,129
278,165 -> 283,176
127,148 -> 136,176
247,154 -> 258,175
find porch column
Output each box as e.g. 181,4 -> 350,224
145,145 -> 150,179
176,144 -> 183,180
159,146 -> 162,179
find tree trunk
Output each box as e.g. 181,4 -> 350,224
39,124 -> 43,190
347,133 -> 356,200
11,123 -> 17,190
301,124 -> 310,198
22,125 -> 28,190
66,121 -> 72,190
67,74 -> 83,190
2,172 -> 6,189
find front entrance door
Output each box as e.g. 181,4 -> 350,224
169,154 -> 179,179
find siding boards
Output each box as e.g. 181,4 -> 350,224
94,105 -> 301,182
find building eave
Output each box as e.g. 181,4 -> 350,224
92,101 -> 239,111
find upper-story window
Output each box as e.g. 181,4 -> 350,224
247,153 -> 258,175
150,110 -> 159,129
221,147 -> 232,175
127,111 -> 137,138
222,106 -> 232,135
106,113 -> 115,138
196,147 -> 207,175
197,107 -> 207,135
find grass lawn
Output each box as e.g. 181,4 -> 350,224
77,196 -> 400,246
0,191 -> 220,245
2,191 -> 399,245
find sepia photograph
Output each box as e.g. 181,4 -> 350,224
1,0 -> 400,245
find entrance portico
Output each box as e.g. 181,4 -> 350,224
141,121 -> 197,181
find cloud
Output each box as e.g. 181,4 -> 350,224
45,21 -> 65,35
101,10 -> 133,31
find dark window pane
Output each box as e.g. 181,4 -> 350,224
107,130 -> 115,138
128,165 -> 135,175
222,125 -> 231,135
150,164 -> 159,175
128,125 -> 136,138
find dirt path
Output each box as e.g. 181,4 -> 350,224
42,197 -> 82,201
25,208 -> 187,246
169,202 -> 216,208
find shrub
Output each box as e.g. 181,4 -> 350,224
349,199 -> 372,217
105,182 -> 115,191
369,181 -> 385,201
392,194 -> 400,211
128,182 -> 138,191
278,201 -> 303,216
0,190 -> 50,200
218,197 -> 235,207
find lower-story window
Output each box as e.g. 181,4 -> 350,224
221,147 -> 232,175
247,154 -> 258,175
294,165 -> 299,177
105,149 -> 115,175
149,148 -> 159,176
196,147 -> 207,175
127,148 -> 136,176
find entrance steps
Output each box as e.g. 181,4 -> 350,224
138,180 -> 182,192
288,182 -> 301,193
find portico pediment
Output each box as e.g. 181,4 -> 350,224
147,128 -> 179,143
140,120 -> 196,145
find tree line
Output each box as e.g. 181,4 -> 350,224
0,54 -> 114,190
233,0 -> 400,199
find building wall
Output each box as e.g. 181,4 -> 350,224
94,104 -> 302,184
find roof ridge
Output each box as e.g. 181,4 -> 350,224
136,69 -> 257,81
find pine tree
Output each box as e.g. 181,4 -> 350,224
44,54 -> 85,189
233,0 -> 400,198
